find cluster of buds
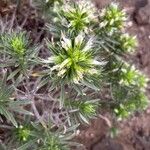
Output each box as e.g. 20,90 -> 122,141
45,33 -> 101,84
99,3 -> 126,34
53,0 -> 97,34
120,64 -> 148,88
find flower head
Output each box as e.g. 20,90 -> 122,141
80,101 -> 97,116
120,64 -> 148,88
99,3 -> 126,33
46,33 -> 101,84
119,33 -> 137,52
54,0 -> 97,33
16,125 -> 31,142
1,32 -> 29,57
114,91 -> 148,120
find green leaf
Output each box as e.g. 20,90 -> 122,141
79,113 -> 89,124
17,139 -> 37,150
82,79 -> 100,91
7,68 -> 20,80
0,106 -> 18,127
9,99 -> 32,106
12,108 -> 33,116
73,84 -> 84,96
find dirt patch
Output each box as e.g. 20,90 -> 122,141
76,114 -> 111,150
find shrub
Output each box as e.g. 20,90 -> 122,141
0,0 -> 148,149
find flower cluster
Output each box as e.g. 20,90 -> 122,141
117,33 -> 138,53
66,99 -> 99,124
120,64 -> 148,88
0,31 -> 39,77
114,92 -> 148,120
0,32 -> 28,57
76,100 -> 99,124
10,122 -> 76,150
0,0 -> 149,149
52,0 -> 97,35
16,125 -> 31,142
45,33 -> 101,84
112,63 -> 148,120
99,3 -> 126,33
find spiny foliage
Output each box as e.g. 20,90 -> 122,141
46,0 -> 97,37
65,99 -> 99,124
59,0 -> 96,33
99,3 -> 126,34
0,31 -> 39,78
40,0 -> 148,121
0,72 -> 32,127
1,119 -> 78,150
44,33 -> 102,85
0,0 -> 149,149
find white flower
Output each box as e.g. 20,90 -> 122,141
73,77 -> 80,84
79,0 -> 96,20
51,65 -> 60,71
57,69 -> 66,76
61,33 -> 72,50
110,2 -> 119,10
99,9 -> 106,17
75,33 -> 84,46
92,60 -> 106,66
89,69 -> 98,74
46,33 -> 102,84
59,58 -> 70,70
99,21 -> 108,28
76,70 -> 83,80
43,57 -> 55,64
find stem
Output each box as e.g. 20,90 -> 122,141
16,0 -> 21,12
